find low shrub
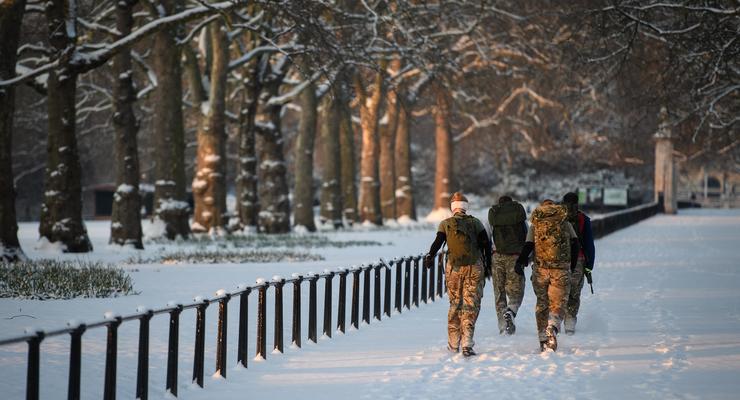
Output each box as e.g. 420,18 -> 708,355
129,249 -> 324,265
0,260 -> 137,300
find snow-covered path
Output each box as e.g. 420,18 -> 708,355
2,209 -> 739,399
184,209 -> 740,400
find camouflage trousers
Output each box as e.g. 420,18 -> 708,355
531,264 -> 570,342
446,262 -> 485,349
565,259 -> 586,331
492,254 -> 525,332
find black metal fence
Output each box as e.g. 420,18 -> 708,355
590,201 -> 661,239
0,253 -> 448,400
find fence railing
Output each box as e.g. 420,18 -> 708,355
590,201 -> 661,239
0,252 -> 448,400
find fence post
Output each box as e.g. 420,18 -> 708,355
291,276 -> 302,348
404,258 -> 411,310
26,331 -> 44,400
323,271 -> 335,338
351,267 -> 361,329
362,265 -> 371,324
412,257 -> 420,307
308,273 -> 318,343
273,278 -> 285,353
237,288 -> 251,368
193,301 -> 209,387
67,323 -> 86,400
337,269 -> 348,333
166,304 -> 182,396
216,293 -> 231,377
103,317 -> 121,400
256,282 -> 267,359
429,254 -> 436,302
136,310 -> 153,400
384,262 -> 391,317
421,255 -> 428,304
373,264 -> 382,321
395,258 -> 403,314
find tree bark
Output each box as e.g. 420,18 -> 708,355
293,76 -> 318,231
355,69 -> 385,225
338,92 -> 358,226
379,78 -> 400,222
192,20 -> 228,234
110,0 -> 143,249
433,85 -> 453,210
0,0 -> 27,261
394,103 -> 416,220
236,64 -> 260,231
152,0 -> 190,239
319,93 -> 342,228
39,0 -> 92,252
257,68 -> 291,234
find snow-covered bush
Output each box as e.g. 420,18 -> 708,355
129,250 -> 324,265
150,233 -> 383,249
0,260 -> 136,300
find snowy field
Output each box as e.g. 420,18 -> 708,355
1,208 -> 740,399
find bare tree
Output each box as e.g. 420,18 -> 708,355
0,0 -> 27,261
355,69 -> 385,225
110,0 -> 143,249
293,63 -> 318,231
319,91 -> 343,228
394,102 -> 416,220
432,83 -> 453,211
192,19 -> 229,234
338,82 -> 358,225
379,60 -> 401,222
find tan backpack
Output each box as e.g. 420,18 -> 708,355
531,204 -> 570,264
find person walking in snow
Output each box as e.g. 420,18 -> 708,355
515,199 -> 579,352
488,195 -> 528,335
562,192 -> 596,335
425,192 -> 492,357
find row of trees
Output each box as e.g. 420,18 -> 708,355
1,1 -> 737,261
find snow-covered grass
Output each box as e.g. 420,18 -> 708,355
1,209 -> 739,399
127,249 -> 325,265
0,260 -> 135,300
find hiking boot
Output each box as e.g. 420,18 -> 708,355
462,347 -> 476,357
504,309 -> 516,335
545,325 -> 558,351
447,345 -> 459,353
539,341 -> 548,352
564,316 -> 576,335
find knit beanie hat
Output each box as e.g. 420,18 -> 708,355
450,192 -> 469,212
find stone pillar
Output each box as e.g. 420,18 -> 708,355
653,107 -> 677,214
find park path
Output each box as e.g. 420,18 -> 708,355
184,209 -> 740,400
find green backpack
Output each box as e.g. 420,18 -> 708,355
488,201 -> 527,254
444,214 -> 481,267
530,204 -> 570,265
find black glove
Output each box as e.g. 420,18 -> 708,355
423,254 -> 434,269
514,262 -> 525,276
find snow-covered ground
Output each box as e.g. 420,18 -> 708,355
2,209 -> 740,399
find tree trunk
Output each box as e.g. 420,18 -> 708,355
257,79 -> 291,234
394,103 -> 416,220
39,0 -> 92,252
293,77 -> 318,231
379,79 -> 400,222
110,0 -> 143,249
192,20 -> 228,234
432,85 -> 453,211
0,0 -> 27,261
152,0 -> 189,239
320,94 -> 342,228
355,70 -> 385,225
236,65 -> 260,231
339,95 -> 358,226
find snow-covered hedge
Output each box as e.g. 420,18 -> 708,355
128,249 -> 324,265
0,260 -> 136,300
150,234 -> 382,248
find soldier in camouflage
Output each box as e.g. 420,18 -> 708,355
515,199 -> 579,352
488,196 -> 528,335
425,192 -> 492,357
562,192 -> 596,335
